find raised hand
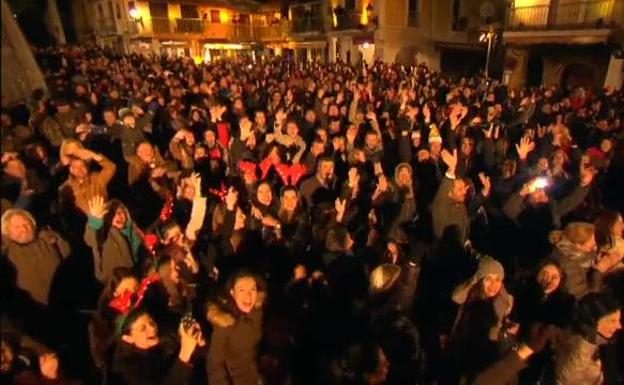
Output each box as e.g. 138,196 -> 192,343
240,119 -> 253,140
479,172 -> 491,197
335,198 -> 347,222
39,353 -> 59,380
348,167 -> 360,188
423,104 -> 431,121
88,196 -> 108,219
368,209 -> 377,225
483,123 -> 494,139
225,187 -> 238,211
151,166 -> 167,179
188,173 -> 202,198
346,126 -> 358,144
387,242 -> 399,264
178,321 -> 205,363
74,148 -> 96,161
441,149 -> 458,172
251,205 -> 263,220
366,110 -> 377,121
184,253 -> 200,274
377,174 -> 389,193
294,264 -> 307,280
515,136 -> 535,161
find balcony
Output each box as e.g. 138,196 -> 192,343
140,17 -> 289,42
504,0 -> 622,44
507,0 -> 622,31
333,10 -> 364,31
291,15 -> 325,33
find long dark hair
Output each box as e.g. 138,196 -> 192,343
594,210 -> 620,249
96,200 -> 129,248
572,293 -> 620,343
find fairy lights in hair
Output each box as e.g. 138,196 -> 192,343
159,192 -> 174,222
112,273 -> 161,336
208,182 -> 228,203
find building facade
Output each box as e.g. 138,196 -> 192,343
71,0 -> 623,89
503,0 -> 623,89
72,0 -> 291,60
287,0 -> 507,73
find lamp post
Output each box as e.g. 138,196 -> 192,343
129,5 -> 143,28
479,27 -> 497,79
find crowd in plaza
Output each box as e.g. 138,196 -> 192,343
1,44 -> 623,385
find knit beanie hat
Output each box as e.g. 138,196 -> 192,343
119,108 -> 134,122
475,255 -> 505,280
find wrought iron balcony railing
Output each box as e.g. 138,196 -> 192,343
333,10 -> 364,31
291,15 -> 325,33
507,0 -> 623,31
142,17 -> 290,42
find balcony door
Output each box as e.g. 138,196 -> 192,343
149,2 -> 169,33
181,5 -> 199,19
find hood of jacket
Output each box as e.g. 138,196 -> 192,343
206,290 -> 266,328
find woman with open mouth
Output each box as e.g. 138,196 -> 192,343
206,270 -> 265,385
112,308 -> 205,385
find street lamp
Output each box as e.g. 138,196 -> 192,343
129,5 -> 143,27
479,27 -> 497,79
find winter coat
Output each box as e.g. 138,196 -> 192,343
472,350 -> 527,385
368,262 -> 425,384
83,204 -> 144,282
431,174 -> 470,244
513,281 -> 575,330
552,239 -> 595,299
206,292 -> 265,385
120,125 -> 146,160
111,341 -> 193,385
58,155 -> 116,214
554,332 -> 605,385
2,230 -> 71,305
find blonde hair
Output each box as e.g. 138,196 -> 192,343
1,209 -> 36,237
562,222 -> 595,245
59,139 -> 84,166
370,264 -> 401,293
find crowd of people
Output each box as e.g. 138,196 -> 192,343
1,44 -> 623,385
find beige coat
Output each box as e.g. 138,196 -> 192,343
58,155 -> 116,214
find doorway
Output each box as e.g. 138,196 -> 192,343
526,53 -> 543,87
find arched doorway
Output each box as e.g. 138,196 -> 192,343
559,63 -> 597,91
